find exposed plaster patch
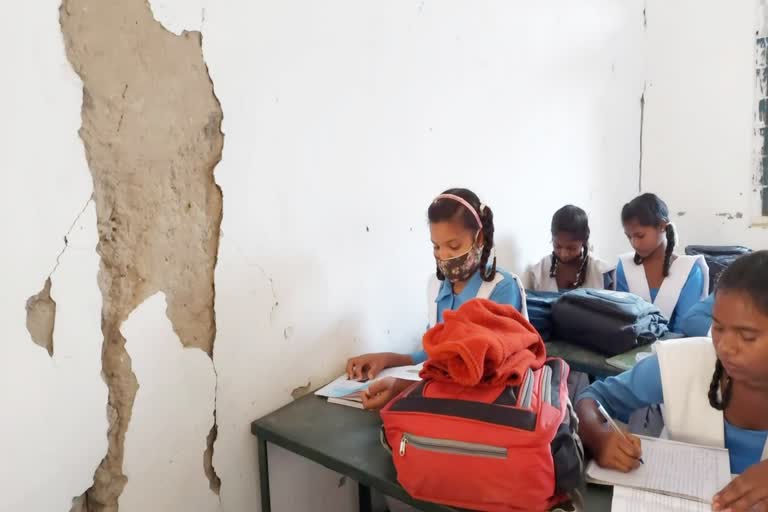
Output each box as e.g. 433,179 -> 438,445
291,381 -> 312,400
25,278 -> 56,357
59,0 -> 224,507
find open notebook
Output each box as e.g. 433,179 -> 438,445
586,436 -> 731,510
314,363 -> 424,408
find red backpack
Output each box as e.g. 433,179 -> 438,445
380,358 -> 584,512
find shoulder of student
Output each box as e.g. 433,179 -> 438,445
493,267 -> 523,291
590,254 -> 616,275
524,255 -> 551,288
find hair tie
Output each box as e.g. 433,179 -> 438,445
434,194 -> 483,229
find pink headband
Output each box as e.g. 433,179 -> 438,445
434,194 -> 483,229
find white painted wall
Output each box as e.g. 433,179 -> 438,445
0,1 -> 107,510
1,1 -> 650,511
642,0 -> 768,250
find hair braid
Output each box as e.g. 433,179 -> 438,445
708,360 -> 733,411
662,224 -> 675,277
549,252 -> 559,279
575,242 -> 590,287
479,206 -> 497,281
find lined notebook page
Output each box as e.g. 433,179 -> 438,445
587,436 -> 731,503
612,486 -> 710,512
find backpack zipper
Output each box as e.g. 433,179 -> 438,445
399,433 -> 507,458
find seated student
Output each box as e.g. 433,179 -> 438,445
617,193 -> 709,332
576,251 -> 768,511
345,188 -> 526,407
526,204 -> 615,291
680,293 -> 715,337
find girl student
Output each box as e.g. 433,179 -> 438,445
345,188 -> 527,410
617,193 -> 709,332
575,251 -> 768,511
526,204 -> 615,291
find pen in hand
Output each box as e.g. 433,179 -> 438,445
597,402 -> 645,465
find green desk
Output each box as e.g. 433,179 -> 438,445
544,340 -> 624,378
251,395 -> 613,512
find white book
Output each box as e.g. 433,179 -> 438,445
586,436 -> 731,508
315,363 -> 424,408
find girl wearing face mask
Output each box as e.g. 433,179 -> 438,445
617,193 -> 709,332
527,204 -> 615,291
345,188 -> 527,409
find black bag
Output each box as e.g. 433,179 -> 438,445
551,289 -> 669,356
526,290 -> 564,341
685,245 -> 751,291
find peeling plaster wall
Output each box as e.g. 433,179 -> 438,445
642,0 -> 768,249
3,1 -> 646,512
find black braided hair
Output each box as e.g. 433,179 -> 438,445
708,250 -> 768,411
549,205 -> 591,288
662,224 -> 676,277
708,359 -> 733,410
428,188 -> 496,282
621,193 -> 673,275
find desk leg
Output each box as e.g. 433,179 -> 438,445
258,438 -> 272,512
358,482 -> 372,512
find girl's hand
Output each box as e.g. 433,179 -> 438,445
346,353 -> 392,380
345,352 -> 412,380
593,429 -> 643,473
360,377 -> 411,410
713,460 -> 768,512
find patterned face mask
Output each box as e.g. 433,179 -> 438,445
436,237 -> 483,283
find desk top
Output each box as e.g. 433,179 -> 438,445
545,340 -> 623,378
252,395 -> 613,511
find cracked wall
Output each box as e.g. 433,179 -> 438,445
5,1 -> 651,511
59,0 -> 223,509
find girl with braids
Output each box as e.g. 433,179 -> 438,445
575,251 -> 768,511
345,188 -> 527,410
617,193 -> 709,332
526,204 -> 615,291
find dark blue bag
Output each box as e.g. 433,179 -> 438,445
525,290 -> 564,341
685,245 -> 751,291
551,289 -> 669,356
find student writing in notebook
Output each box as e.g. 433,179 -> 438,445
526,204 -> 615,291
345,188 -> 526,409
575,251 -> 768,511
616,193 -> 709,332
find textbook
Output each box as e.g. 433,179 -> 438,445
314,363 -> 424,408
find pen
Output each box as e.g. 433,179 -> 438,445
597,402 -> 645,465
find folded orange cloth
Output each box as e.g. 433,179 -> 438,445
419,298 -> 546,387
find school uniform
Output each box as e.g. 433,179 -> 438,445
616,254 -> 709,333
410,268 -> 527,364
680,293 -> 715,338
578,338 -> 768,474
527,253 -> 616,292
